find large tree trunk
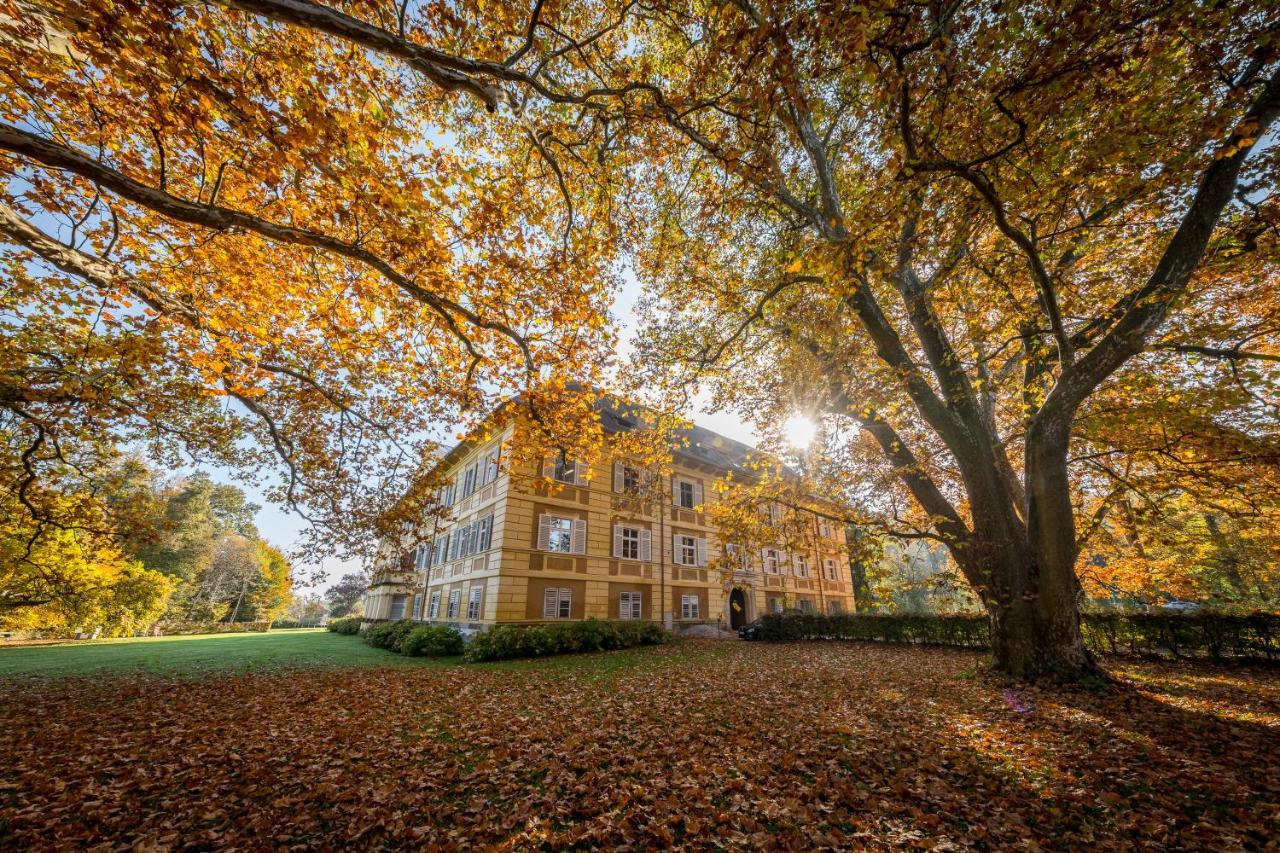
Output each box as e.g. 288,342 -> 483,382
986,591 -> 1095,679
980,413 -> 1101,679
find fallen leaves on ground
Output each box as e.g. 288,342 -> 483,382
1,642 -> 1277,850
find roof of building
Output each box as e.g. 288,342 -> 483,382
594,394 -> 767,476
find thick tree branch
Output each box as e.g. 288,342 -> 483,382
1040,66 -> 1280,424
0,123 -> 533,371
210,0 -> 509,109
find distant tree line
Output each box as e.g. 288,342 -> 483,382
1,461 -> 292,637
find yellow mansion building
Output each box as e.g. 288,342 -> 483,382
362,398 -> 854,630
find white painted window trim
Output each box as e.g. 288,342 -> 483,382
542,587 -> 572,619
619,591 -> 641,620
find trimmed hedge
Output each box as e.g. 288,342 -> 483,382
154,620 -> 271,635
750,611 -> 1280,661
401,625 -> 465,658
465,619 -> 669,662
1081,612 -> 1278,661
754,612 -> 989,647
326,616 -> 362,635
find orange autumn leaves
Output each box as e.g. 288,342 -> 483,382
1,642 -> 1277,848
0,0 -> 619,560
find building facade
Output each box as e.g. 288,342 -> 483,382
363,401 -> 855,629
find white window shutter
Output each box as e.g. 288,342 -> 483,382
640,529 -> 652,562
613,462 -> 623,493
537,514 -> 552,551
693,482 -> 704,508
541,457 -> 555,479
573,460 -> 587,485
612,524 -> 623,558
671,475 -> 679,505
673,533 -> 681,565
695,537 -> 707,567
543,587 -> 558,619
571,518 -> 587,554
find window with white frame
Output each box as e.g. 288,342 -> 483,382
543,587 -> 572,619
762,548 -> 781,574
450,527 -> 464,561
828,599 -> 843,614
619,591 -> 642,620
538,513 -> 584,554
723,542 -> 742,568
447,589 -> 461,619
797,598 -> 815,613
428,591 -> 441,618
412,593 -> 424,620
462,464 -> 478,498
674,534 -> 705,566
414,543 -> 431,572
818,520 -> 833,539
795,555 -> 810,577
463,517 -> 478,558
474,514 -> 493,552
675,478 -> 699,509
482,448 -> 500,484
467,586 -> 482,620
769,596 -> 784,613
434,533 -> 450,566
551,454 -> 580,484
616,525 -> 640,560
613,462 -> 642,493
824,558 -> 839,580
681,593 -> 700,619
389,594 -> 407,620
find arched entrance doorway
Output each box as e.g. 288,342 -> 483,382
729,588 -> 748,629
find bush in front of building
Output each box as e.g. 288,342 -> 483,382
464,618 -> 669,662
363,619 -> 417,652
400,624 -> 465,657
326,616 -> 362,635
751,611 -> 1280,662
753,612 -> 990,646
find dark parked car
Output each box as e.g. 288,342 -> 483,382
738,619 -> 765,641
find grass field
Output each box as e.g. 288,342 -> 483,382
0,628 -> 444,678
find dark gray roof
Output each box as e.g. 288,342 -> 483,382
428,388 -> 779,479
594,394 -> 771,476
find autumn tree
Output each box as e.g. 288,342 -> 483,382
0,0 -> 620,568
6,0 -> 1278,678
325,571 -> 370,618
0,491 -> 174,635
609,1 -> 1280,678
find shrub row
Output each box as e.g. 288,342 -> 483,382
464,619 -> 668,662
356,619 -> 465,658
751,611 -> 1280,661
754,612 -> 990,647
153,620 -> 271,635
326,616 -> 362,635
1081,612 -> 1278,661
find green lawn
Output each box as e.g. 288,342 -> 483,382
0,628 -> 445,678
